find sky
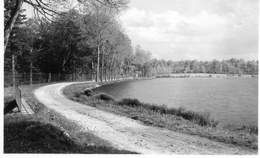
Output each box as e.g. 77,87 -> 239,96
21,0 -> 259,61
120,0 -> 259,61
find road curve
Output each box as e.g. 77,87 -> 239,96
34,82 -> 256,154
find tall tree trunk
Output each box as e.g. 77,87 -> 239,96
109,57 -> 113,81
104,56 -> 107,82
108,65 -> 111,81
4,0 -> 24,52
96,46 -> 100,82
73,60 -> 76,81
30,49 -> 33,85
12,54 -> 15,89
91,61 -> 94,80
110,66 -> 113,81
30,61 -> 33,85
113,67 -> 116,80
48,73 -> 51,83
101,51 -> 105,82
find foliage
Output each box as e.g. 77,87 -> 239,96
84,89 -> 93,96
118,98 -> 142,107
93,93 -> 116,101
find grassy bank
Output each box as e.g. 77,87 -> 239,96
63,82 -> 258,150
4,84 -> 137,154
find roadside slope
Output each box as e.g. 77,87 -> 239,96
34,82 -> 256,154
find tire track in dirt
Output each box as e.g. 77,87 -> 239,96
34,82 -> 256,154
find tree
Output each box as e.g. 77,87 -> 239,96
78,0 -> 128,82
133,45 -> 152,77
4,1 -> 27,87
4,0 -> 129,52
4,0 -> 61,52
190,60 -> 200,73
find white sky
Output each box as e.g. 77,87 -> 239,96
22,0 -> 259,61
120,0 -> 259,61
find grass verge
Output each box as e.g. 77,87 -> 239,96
63,82 -> 258,151
4,83 -> 137,154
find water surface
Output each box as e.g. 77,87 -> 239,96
94,78 -> 258,126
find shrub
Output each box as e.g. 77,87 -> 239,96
224,124 -> 258,135
166,108 -> 178,115
148,104 -> 167,114
176,107 -> 186,114
93,93 -> 115,102
175,109 -> 218,127
74,92 -> 83,98
84,89 -> 93,96
118,98 -> 142,107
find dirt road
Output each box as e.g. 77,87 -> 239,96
34,82 -> 256,154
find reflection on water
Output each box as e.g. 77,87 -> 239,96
94,78 -> 258,126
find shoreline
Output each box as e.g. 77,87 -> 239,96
63,81 -> 258,150
86,78 -> 258,127
157,73 -> 258,78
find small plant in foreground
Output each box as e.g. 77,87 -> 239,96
118,98 -> 142,107
93,93 -> 115,102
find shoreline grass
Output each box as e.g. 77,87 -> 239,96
4,84 -> 137,154
63,82 -> 258,150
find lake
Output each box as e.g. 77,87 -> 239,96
94,78 -> 258,126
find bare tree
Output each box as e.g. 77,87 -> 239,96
78,0 -> 128,82
4,0 -> 129,52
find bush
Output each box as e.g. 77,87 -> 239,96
224,124 -> 258,135
176,107 -> 186,114
93,93 -> 115,102
175,109 -> 218,127
74,92 -> 83,98
84,89 -> 93,96
166,109 -> 176,115
117,98 -> 142,107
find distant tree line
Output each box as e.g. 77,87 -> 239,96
4,0 -> 258,86
140,58 -> 258,77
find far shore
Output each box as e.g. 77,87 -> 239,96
156,73 -> 258,78
82,73 -> 258,92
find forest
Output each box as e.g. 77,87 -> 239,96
4,0 -> 258,86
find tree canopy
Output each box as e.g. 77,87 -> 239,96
4,0 -> 129,52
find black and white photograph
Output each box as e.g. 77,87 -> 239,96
3,0 -> 258,155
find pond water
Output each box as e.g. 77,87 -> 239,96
94,78 -> 258,126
